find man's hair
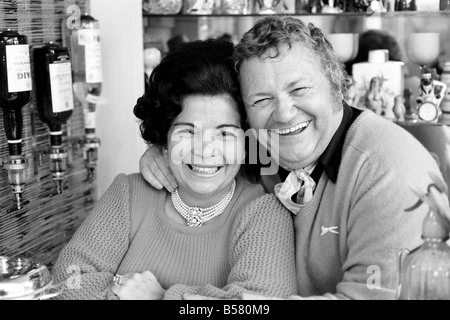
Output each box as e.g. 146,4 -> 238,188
134,39 -> 245,147
233,16 -> 347,101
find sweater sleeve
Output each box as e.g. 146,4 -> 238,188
51,174 -> 131,300
329,154 -> 434,300
164,194 -> 297,300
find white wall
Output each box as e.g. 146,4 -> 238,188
91,0 -> 147,198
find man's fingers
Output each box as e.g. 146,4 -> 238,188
162,152 -> 178,191
140,150 -> 163,189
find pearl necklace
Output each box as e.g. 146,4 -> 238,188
171,180 -> 236,227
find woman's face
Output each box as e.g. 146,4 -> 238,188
167,94 -> 244,196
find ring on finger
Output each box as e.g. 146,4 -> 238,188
113,274 -> 124,286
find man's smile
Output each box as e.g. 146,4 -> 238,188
272,120 -> 311,136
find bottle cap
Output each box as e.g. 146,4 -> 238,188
368,49 -> 389,63
423,209 -> 450,240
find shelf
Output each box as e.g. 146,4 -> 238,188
143,11 -> 450,18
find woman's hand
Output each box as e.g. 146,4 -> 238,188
139,145 -> 177,192
112,271 -> 166,300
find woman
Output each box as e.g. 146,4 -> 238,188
51,39 -> 297,300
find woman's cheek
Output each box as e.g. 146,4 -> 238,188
169,135 -> 193,165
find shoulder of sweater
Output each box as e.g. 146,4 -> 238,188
344,111 -> 436,167
236,174 -> 266,198
124,172 -> 166,196
240,193 -> 291,222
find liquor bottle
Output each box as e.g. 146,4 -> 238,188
66,13 -> 103,183
441,0 -> 450,10
440,62 -> 450,113
0,29 -> 31,210
33,42 -> 74,194
397,184 -> 450,300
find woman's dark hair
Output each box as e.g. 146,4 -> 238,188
134,39 -> 246,147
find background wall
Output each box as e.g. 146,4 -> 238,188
91,0 -> 147,198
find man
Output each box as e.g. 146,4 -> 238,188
139,16 -> 448,299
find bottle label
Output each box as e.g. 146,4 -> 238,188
49,62 -> 74,113
84,111 -> 96,129
6,44 -> 32,93
78,29 -> 103,84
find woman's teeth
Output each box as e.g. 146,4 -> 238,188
189,165 -> 220,175
274,121 -> 310,136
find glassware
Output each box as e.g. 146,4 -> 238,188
143,0 -> 183,14
183,0 -> 215,14
255,0 -> 282,14
406,33 -> 440,74
222,0 -> 249,14
397,184 -> 450,300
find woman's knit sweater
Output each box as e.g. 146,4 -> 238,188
51,174 -> 297,300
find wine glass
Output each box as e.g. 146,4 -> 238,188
255,0 -> 281,14
406,33 -> 440,74
326,33 -> 359,64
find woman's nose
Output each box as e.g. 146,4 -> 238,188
193,131 -> 216,159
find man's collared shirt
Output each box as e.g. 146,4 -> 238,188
279,103 -> 362,186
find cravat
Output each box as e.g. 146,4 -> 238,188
274,164 -> 316,215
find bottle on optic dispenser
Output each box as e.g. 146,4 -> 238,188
33,42 -> 74,194
67,13 -> 103,183
0,29 -> 31,211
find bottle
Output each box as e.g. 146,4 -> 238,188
33,42 -> 74,194
66,13 -> 103,183
439,62 -> 450,113
440,0 -> 450,10
0,29 -> 31,210
397,185 -> 450,300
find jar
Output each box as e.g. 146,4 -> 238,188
143,0 -> 183,14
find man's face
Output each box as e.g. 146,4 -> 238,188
239,42 -> 344,170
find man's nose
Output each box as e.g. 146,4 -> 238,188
272,94 -> 297,123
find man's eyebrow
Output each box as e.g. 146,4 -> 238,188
216,124 -> 240,129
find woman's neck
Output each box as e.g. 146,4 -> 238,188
176,181 -> 235,208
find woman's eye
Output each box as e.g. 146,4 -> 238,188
220,131 -> 236,138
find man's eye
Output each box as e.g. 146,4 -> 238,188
291,87 -> 309,95
253,98 -> 272,107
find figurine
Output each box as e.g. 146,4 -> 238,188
344,76 -> 361,107
393,95 -> 406,122
416,72 -> 448,122
367,0 -> 386,13
364,76 -> 389,116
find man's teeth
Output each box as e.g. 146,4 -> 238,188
190,165 -> 219,174
274,121 -> 310,135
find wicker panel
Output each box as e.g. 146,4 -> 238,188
0,0 -> 95,268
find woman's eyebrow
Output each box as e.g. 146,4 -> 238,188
173,122 -> 194,127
